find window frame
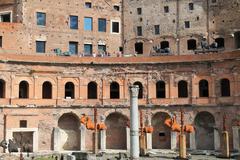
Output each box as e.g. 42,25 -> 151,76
69,15 -> 78,29
111,20 -> 120,34
36,12 -> 46,26
36,41 -> 46,53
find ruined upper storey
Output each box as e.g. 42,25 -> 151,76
0,0 -> 239,57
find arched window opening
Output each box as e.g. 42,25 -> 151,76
178,80 -> 188,98
0,79 -> 5,98
19,81 -> 29,99
234,31 -> 240,49
135,42 -> 143,54
156,81 -> 166,98
199,80 -> 209,97
65,82 -> 75,99
42,81 -> 52,99
88,81 -> 97,99
215,38 -> 225,49
133,81 -> 143,99
110,82 -> 120,99
160,41 -> 169,49
187,39 -> 197,50
220,79 -> 230,97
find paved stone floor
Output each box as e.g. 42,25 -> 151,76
0,151 -> 240,160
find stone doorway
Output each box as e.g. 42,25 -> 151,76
194,111 -> 215,150
105,112 -> 128,150
13,132 -> 33,152
58,113 -> 80,150
152,112 -> 171,149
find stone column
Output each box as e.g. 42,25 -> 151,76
80,124 -> 86,151
146,133 -> 152,150
232,126 -> 240,151
129,85 -> 139,159
214,129 -> 220,151
126,127 -> 130,151
99,130 -> 106,151
53,127 -> 61,151
189,132 -> 196,150
171,131 -> 177,150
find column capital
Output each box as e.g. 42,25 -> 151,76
129,85 -> 139,98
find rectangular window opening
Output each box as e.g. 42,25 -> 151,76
137,8 -> 142,15
137,26 -> 142,36
0,36 -> 2,48
0,12 -> 11,22
164,6 -> 169,13
70,15 -> 78,29
85,2 -> 92,8
84,17 -> 93,31
185,21 -> 190,28
36,41 -> 46,53
112,21 -> 120,33
98,18 -> 106,32
36,12 -> 46,26
69,42 -> 78,54
154,25 -> 160,35
84,44 -> 93,55
20,120 -> 27,128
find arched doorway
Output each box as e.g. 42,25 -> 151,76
58,113 -> 80,150
152,112 -> 171,149
42,81 -> 52,99
194,111 -> 215,150
161,41 -> 169,49
105,112 -> 128,149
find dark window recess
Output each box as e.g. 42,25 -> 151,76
185,21 -> 190,28
112,22 -> 119,33
235,32 -> 240,49
65,82 -> 75,99
119,47 -> 123,52
113,5 -> 120,11
156,81 -> 166,98
110,82 -> 120,99
98,18 -> 106,32
215,38 -> 225,49
189,3 -> 194,10
69,42 -> 78,54
220,79 -> 230,97
0,79 -> 5,98
178,81 -> 188,98
137,26 -> 142,36
164,6 -> 169,13
159,132 -> 166,137
42,81 -> 52,99
199,80 -> 209,97
187,39 -> 197,50
0,36 -> 2,47
36,12 -> 46,26
133,82 -> 143,99
135,42 -> 143,54
20,120 -> 27,128
137,8 -> 142,15
88,82 -> 97,99
0,13 -> 11,22
212,0 -> 217,3
161,41 -> 169,49
70,15 -> 78,29
19,81 -> 29,99
154,25 -> 160,35
36,41 -> 46,53
85,2 -> 92,8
